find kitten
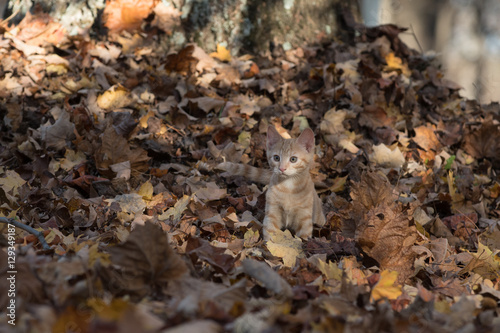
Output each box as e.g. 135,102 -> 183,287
218,126 -> 325,240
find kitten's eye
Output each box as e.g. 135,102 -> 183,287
290,156 -> 298,163
273,155 -> 280,162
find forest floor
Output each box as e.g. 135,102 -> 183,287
0,10 -> 500,333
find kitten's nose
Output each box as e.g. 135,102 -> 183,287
279,167 -> 286,173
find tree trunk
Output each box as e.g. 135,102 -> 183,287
4,0 -> 360,54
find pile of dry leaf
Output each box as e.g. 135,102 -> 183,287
0,9 -> 499,333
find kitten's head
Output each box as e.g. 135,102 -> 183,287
266,126 -> 315,177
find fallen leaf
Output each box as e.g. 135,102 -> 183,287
266,229 -> 304,267
100,221 -> 188,299
158,195 -> 191,223
97,84 -> 134,110
210,44 -> 232,62
370,270 -> 403,302
370,143 -> 405,168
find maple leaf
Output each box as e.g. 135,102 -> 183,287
413,125 -> 442,161
355,202 -> 418,283
352,172 -> 417,282
370,270 -> 403,302
210,44 -> 232,62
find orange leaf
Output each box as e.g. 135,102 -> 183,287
210,44 -> 232,62
384,52 -> 411,77
104,0 -> 156,32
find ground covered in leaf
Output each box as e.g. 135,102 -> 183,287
0,16 -> 500,333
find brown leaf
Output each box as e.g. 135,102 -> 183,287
463,121 -> 500,161
359,105 -> 396,129
350,171 -> 393,214
40,110 -> 76,150
95,125 -> 150,178
165,45 -> 198,75
100,221 -> 187,299
413,125 -> 442,161
186,237 -> 235,274
355,202 -> 417,283
351,172 -> 417,282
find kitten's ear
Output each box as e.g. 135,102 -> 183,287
267,126 -> 282,148
297,128 -> 315,152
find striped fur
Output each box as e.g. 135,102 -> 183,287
217,162 -> 272,184
218,126 -> 325,240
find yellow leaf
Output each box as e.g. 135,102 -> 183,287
0,170 -> 26,195
317,259 -> 342,280
370,270 -> 402,302
238,131 -> 251,149
210,44 -> 232,62
266,229 -> 304,267
138,181 -> 154,200
139,111 -> 155,128
244,229 -> 260,247
158,195 -> 190,222
292,116 -> 309,132
58,149 -> 87,171
97,84 -> 133,110
384,52 -> 411,77
46,63 -> 68,75
473,241 -> 500,272
89,243 -> 111,267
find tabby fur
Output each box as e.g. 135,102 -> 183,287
218,126 -> 325,240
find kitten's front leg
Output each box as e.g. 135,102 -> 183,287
263,199 -> 284,241
292,208 -> 313,239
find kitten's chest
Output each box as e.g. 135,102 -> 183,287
268,176 -> 313,205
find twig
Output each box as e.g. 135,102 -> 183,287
0,217 -> 51,250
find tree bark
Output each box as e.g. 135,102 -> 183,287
4,0 -> 360,54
